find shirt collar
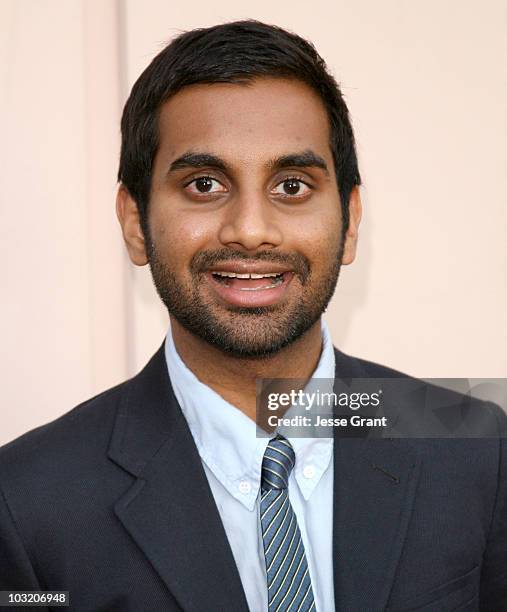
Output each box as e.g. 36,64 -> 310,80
164,318 -> 335,510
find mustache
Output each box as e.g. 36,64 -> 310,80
190,249 -> 311,282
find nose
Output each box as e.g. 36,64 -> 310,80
217,192 -> 283,252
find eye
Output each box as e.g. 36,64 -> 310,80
271,177 -> 312,199
184,176 -> 228,195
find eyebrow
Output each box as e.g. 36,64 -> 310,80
169,152 -> 227,173
167,149 -> 329,176
269,150 -> 329,176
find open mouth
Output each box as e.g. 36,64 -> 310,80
205,263 -> 295,307
210,271 -> 287,291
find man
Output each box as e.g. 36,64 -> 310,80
0,20 -> 505,612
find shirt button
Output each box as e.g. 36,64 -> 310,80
239,480 -> 251,494
303,465 -> 315,479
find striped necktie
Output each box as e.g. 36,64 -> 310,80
260,434 -> 316,612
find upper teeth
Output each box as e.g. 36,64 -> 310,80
212,271 -> 282,278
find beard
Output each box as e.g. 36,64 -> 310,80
146,239 -> 344,359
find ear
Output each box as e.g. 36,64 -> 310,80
341,186 -> 362,265
116,185 -> 149,266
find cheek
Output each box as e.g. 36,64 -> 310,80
149,207 -> 220,263
290,209 -> 342,263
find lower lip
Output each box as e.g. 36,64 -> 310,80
206,272 -> 294,307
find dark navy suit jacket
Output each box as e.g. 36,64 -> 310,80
0,344 -> 506,611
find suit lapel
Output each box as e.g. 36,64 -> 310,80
108,343 -> 250,612
107,340 -> 422,611
332,348 -> 422,610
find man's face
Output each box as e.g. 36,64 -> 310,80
137,77 -> 355,357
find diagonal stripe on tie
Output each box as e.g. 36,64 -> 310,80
260,435 -> 316,612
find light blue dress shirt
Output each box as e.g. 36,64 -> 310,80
164,318 -> 336,612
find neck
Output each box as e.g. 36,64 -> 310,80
170,317 -> 324,422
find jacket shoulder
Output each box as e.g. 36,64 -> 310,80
334,347 -> 507,434
0,379 -> 130,483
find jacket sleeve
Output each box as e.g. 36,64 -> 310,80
479,403 -> 507,610
0,482 -> 45,591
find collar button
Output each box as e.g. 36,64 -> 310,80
303,465 -> 315,479
239,480 -> 251,494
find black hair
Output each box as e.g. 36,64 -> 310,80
118,19 -> 361,236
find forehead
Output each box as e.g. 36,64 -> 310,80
156,77 -> 332,166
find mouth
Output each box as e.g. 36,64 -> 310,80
205,269 -> 295,307
210,270 -> 287,290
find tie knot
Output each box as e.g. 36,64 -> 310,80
261,435 -> 295,491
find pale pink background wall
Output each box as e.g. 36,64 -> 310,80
1,0 -> 506,445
